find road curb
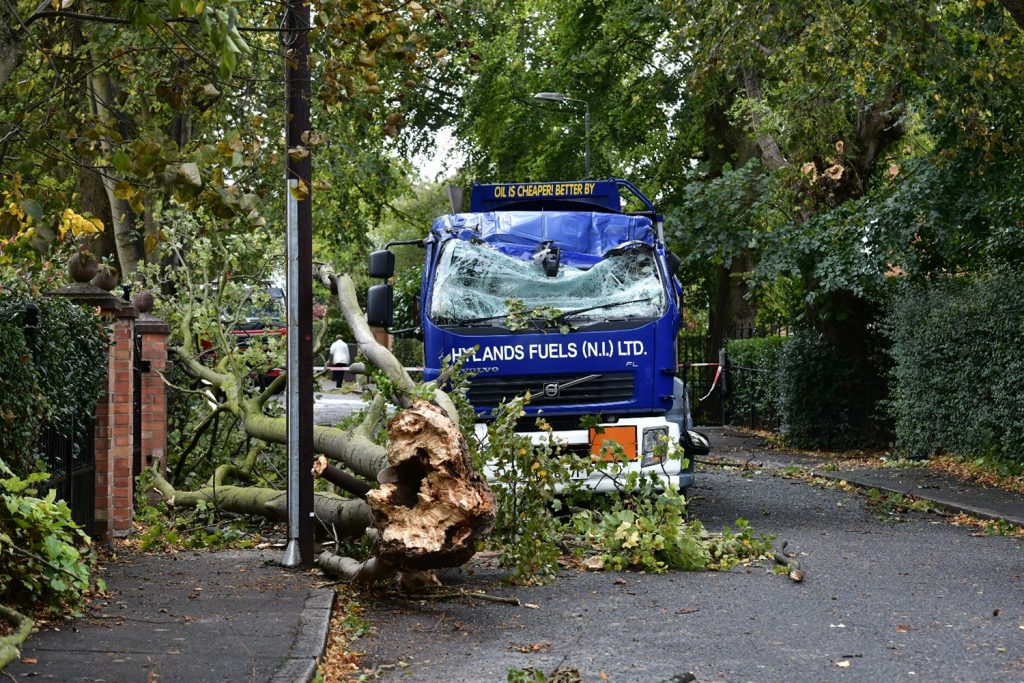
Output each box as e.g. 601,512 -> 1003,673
814,469 -> 1024,527
270,587 -> 335,683
698,427 -> 1024,528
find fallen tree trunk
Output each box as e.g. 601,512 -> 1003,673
150,474 -> 373,538
157,263 -> 494,583
313,401 -> 496,580
0,604 -> 33,669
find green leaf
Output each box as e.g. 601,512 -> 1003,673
19,199 -> 43,224
112,150 -> 132,173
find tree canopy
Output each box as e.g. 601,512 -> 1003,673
5,1 -> 1021,324
1,0 -> 437,281
401,0 -> 1024,338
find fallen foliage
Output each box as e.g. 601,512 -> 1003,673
948,513 -> 1024,538
928,456 -> 1024,495
315,587 -> 370,683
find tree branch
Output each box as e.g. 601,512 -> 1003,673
23,10 -> 312,33
999,0 -> 1024,29
316,266 -> 459,421
0,604 -> 33,670
316,552 -> 396,584
313,455 -> 371,499
742,67 -> 789,171
150,469 -> 373,537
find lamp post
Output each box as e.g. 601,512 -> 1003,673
533,91 -> 590,178
281,0 -> 315,568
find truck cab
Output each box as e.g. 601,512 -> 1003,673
368,179 -> 707,491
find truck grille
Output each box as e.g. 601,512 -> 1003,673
467,373 -> 634,408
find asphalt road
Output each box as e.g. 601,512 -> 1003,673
356,465 -> 1024,683
313,390 -> 367,425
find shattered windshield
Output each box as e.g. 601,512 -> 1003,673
429,239 -> 665,327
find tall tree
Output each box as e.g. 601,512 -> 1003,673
1,0 -> 436,279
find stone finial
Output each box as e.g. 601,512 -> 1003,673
91,265 -> 119,291
132,290 -> 155,314
68,251 -> 98,283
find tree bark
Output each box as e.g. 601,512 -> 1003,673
703,95 -> 760,359
88,69 -> 142,275
0,604 -> 33,670
0,11 -> 22,93
150,474 -> 373,538
742,67 -> 789,171
0,1 -> 49,92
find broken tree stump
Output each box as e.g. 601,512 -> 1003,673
368,400 -> 495,570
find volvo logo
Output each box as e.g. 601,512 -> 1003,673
536,374 -> 602,400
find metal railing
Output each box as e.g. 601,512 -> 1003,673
40,417 -> 96,537
723,364 -> 780,432
21,302 -> 98,536
678,332 -> 892,443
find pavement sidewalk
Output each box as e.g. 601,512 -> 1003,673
700,425 -> 1024,526
5,549 -> 332,683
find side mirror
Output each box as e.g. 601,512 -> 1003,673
665,250 -> 682,277
366,284 -> 393,327
680,428 -> 710,456
368,250 -> 395,279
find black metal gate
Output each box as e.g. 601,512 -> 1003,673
678,334 -> 725,426
41,417 -> 97,536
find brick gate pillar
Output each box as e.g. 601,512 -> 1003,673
135,308 -> 170,473
48,282 -> 137,544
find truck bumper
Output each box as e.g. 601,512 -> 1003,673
476,416 -> 690,493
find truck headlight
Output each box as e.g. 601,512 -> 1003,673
641,427 -> 669,467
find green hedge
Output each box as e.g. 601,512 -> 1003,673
774,329 -> 890,450
725,337 -> 787,429
886,272 -> 1024,461
776,331 -> 858,449
0,296 -> 108,474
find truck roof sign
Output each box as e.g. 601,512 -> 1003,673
470,180 -> 621,213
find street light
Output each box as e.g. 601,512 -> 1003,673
533,91 -> 591,178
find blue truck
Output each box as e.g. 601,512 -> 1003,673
366,179 -> 708,491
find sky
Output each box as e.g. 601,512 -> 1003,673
411,127 -> 464,182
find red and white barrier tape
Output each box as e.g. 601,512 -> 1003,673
699,365 -> 723,401
678,362 -> 723,402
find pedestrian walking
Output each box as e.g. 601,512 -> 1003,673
329,335 -> 351,386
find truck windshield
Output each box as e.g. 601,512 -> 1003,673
429,239 -> 665,327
